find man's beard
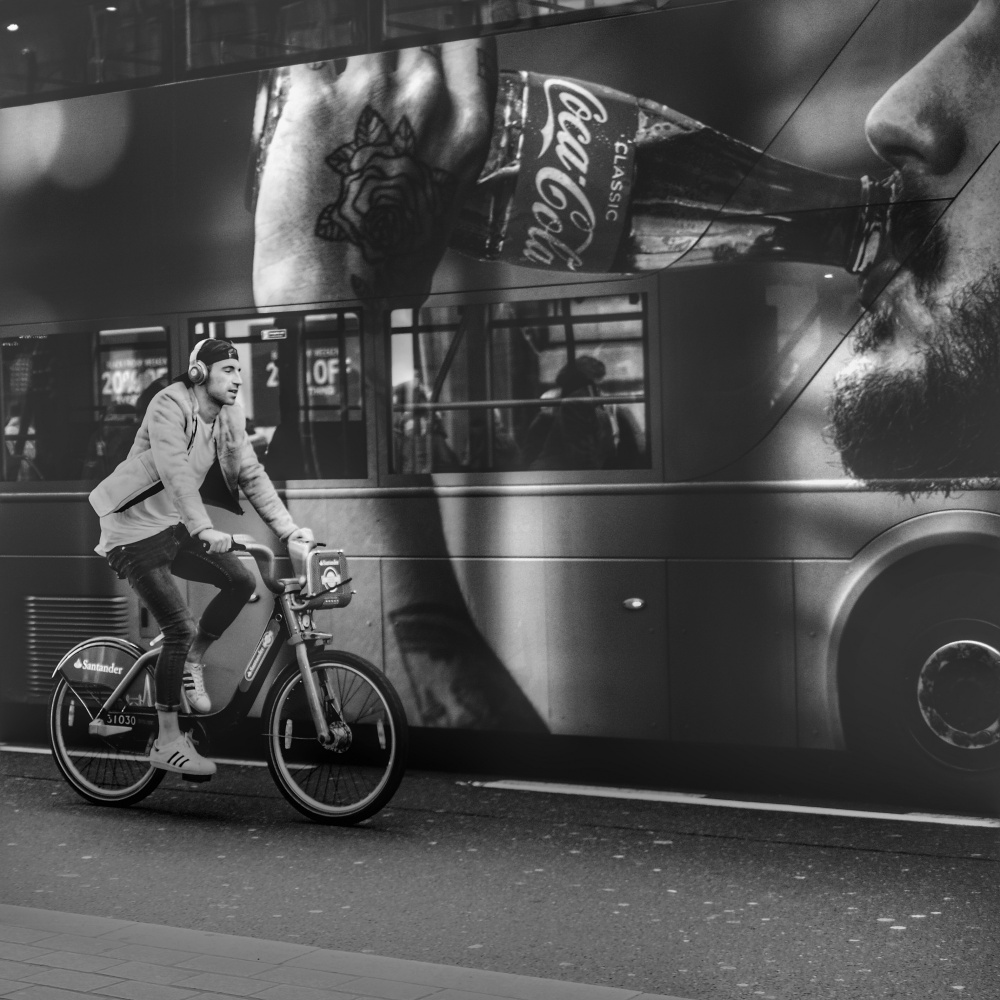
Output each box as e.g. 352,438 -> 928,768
829,266 -> 1000,492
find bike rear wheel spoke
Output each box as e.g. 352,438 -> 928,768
49,658 -> 164,807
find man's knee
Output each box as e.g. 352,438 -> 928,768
230,563 -> 256,604
164,616 -> 198,648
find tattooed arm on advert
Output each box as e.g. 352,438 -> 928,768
250,40 -> 498,310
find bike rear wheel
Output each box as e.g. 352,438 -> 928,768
49,653 -> 163,807
264,651 -> 408,824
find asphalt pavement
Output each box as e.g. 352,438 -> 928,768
2,746 -> 999,999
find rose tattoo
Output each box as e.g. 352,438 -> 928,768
315,106 -> 459,265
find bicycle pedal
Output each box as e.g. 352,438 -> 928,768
181,773 -> 212,783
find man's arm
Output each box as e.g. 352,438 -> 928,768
234,435 -> 299,541
252,39 -> 497,309
146,391 -> 214,538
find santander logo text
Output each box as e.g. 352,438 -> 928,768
522,78 -> 610,270
74,657 -> 123,675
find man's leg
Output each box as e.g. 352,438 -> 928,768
124,562 -> 195,718
170,539 -> 256,710
122,560 -> 215,775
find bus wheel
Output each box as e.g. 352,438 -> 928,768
838,549 -> 1000,804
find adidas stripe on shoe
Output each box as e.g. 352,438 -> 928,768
182,661 -> 212,714
149,733 -> 216,777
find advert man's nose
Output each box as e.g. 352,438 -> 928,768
864,51 -> 966,179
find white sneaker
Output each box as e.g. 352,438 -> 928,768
149,733 -> 216,777
182,662 -> 212,714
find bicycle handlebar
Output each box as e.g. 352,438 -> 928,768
231,535 -> 284,594
198,533 -> 326,597
230,534 -> 283,593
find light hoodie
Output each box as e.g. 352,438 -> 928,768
89,381 -> 297,552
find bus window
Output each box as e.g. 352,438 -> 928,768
302,312 -> 366,479
389,292 -> 649,474
383,0 -> 663,39
0,325 -> 168,484
186,0 -> 669,74
189,310 -> 366,481
185,0 -> 361,71
0,0 -> 167,104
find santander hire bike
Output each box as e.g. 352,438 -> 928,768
47,536 -> 408,824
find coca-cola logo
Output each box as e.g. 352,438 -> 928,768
521,79 -> 610,270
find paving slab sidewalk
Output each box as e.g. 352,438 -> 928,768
0,906 -> 689,1000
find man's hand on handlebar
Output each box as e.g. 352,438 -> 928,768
287,527 -> 315,547
197,528 -> 234,554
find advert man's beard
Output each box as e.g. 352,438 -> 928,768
828,175 -> 1000,493
829,265 -> 1000,490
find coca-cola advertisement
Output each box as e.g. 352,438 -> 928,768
3,0 -> 1000,808
0,1 -> 990,490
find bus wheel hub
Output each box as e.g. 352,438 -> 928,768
917,640 -> 1000,750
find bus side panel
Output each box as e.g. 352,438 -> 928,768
0,553 -> 136,705
537,558 -> 668,740
0,499 -> 99,555
452,557 -> 669,740
380,556 -> 669,739
309,556 -> 384,667
449,558 -> 549,726
379,556 -> 546,733
794,559 -> 853,751
668,560 -> 797,747
0,498 -> 135,712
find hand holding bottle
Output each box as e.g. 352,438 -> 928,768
251,40 -> 497,309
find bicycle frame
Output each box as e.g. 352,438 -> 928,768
51,545 -> 352,746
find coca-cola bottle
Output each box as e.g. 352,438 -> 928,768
450,71 -> 900,275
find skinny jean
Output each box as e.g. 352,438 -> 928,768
106,523 -> 255,711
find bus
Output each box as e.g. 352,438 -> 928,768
2,0 -> 998,812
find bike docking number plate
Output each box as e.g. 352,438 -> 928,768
301,548 -> 353,609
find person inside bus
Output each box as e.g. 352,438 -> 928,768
3,402 -> 38,482
81,402 -> 137,480
523,356 -> 616,471
250,6 -> 1000,489
89,339 -> 313,778
392,378 -> 463,473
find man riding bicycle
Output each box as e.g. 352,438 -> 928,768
89,338 -> 313,778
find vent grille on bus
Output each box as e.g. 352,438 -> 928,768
24,596 -> 130,703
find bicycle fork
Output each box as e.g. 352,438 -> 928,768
281,594 -> 352,751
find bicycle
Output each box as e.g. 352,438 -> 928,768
47,535 -> 408,824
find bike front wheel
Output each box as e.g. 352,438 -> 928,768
49,657 -> 163,807
263,652 -> 408,824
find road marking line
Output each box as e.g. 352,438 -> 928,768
472,779 -> 1000,828
0,744 -> 267,767
6,742 -> 997,827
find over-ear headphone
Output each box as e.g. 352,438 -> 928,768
187,339 -> 211,386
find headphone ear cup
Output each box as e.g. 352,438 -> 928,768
188,360 -> 208,385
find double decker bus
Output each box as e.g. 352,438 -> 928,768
2,0 -> 998,812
